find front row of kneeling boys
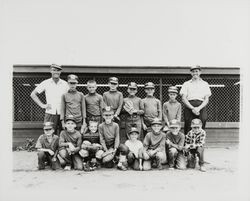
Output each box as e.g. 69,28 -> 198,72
35,106 -> 206,172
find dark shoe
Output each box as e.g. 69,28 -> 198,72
152,160 -> 157,168
83,162 -> 91,172
117,164 -> 127,171
157,164 -> 164,170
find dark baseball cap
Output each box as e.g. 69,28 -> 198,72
144,82 -> 155,89
109,77 -> 119,84
128,82 -> 137,89
128,127 -> 139,134
65,115 -> 76,123
169,119 -> 181,128
191,118 -> 202,127
151,118 -> 162,125
168,86 -> 178,94
43,122 -> 54,129
102,106 -> 114,114
67,74 -> 79,83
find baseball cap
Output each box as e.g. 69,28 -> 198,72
151,118 -> 162,126
191,118 -> 202,127
169,119 -> 181,128
128,127 -> 139,135
128,82 -> 137,89
190,65 -> 201,71
145,82 -> 155,89
65,115 -> 76,123
168,86 -> 178,94
43,122 -> 54,129
67,74 -> 78,83
109,77 -> 119,84
50,63 -> 62,70
102,106 -> 114,114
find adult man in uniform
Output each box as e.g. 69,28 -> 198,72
180,65 -> 212,134
30,64 -> 69,134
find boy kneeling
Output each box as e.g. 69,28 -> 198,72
79,120 -> 103,171
184,118 -> 206,172
142,118 -> 167,170
117,127 -> 143,171
35,122 -> 61,170
99,106 -> 120,168
59,115 -> 83,170
166,119 -> 186,170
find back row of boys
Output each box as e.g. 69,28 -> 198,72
32,64 -> 207,172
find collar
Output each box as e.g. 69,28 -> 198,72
190,77 -> 202,82
109,90 -> 117,93
169,99 -> 177,103
128,95 -> 136,98
50,78 -> 62,84
88,92 -> 96,96
68,88 -> 77,93
104,121 -> 113,126
66,130 -> 76,134
146,95 -> 154,98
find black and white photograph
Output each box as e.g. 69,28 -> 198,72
0,0 -> 249,201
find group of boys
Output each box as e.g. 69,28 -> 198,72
35,65 -> 207,172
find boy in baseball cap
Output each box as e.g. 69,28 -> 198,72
184,118 -> 206,172
142,118 -> 166,170
123,82 -> 144,140
117,127 -> 144,171
79,119 -> 103,171
58,115 -> 83,170
35,122 -> 62,170
103,77 -> 123,123
141,82 -> 162,134
163,86 -> 182,132
165,119 -> 186,170
85,80 -> 104,124
98,106 -> 120,168
61,74 -> 87,134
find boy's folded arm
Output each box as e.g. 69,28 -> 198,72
59,141 -> 69,148
52,149 -> 59,159
37,148 -> 48,152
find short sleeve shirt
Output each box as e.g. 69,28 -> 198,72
180,78 -> 211,101
35,78 -> 69,114
35,134 -> 59,152
125,140 -> 143,158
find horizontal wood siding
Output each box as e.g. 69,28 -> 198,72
13,127 -> 239,149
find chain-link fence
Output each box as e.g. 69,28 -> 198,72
13,73 -> 240,123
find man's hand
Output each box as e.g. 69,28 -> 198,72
192,107 -> 200,115
142,123 -> 147,131
42,104 -> 52,110
47,149 -> 55,156
51,157 -> 57,162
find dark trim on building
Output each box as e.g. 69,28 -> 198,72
13,65 -> 240,75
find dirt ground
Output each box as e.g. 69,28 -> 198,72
2,145 -> 248,201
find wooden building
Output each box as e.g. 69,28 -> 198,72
13,65 -> 240,148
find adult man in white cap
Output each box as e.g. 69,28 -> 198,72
31,64 -> 69,134
180,65 -> 211,134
